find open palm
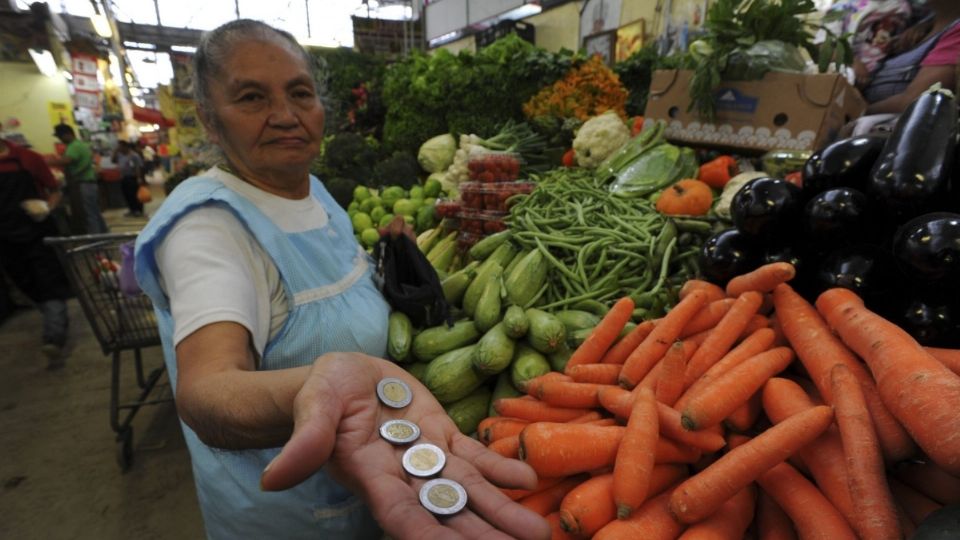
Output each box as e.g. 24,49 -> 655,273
260,352 -> 550,540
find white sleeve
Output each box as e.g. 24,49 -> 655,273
154,206 -> 274,356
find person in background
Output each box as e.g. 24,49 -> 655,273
113,141 -> 145,217
141,142 -> 157,175
0,137 -> 71,368
134,19 -> 549,540
859,0 -> 960,114
48,124 -> 108,234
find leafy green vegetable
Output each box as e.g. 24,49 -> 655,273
614,44 -> 693,116
372,151 -> 421,190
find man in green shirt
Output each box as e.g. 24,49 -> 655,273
50,123 -> 108,234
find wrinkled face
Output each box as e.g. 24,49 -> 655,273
201,38 -> 325,176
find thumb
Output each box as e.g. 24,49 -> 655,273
259,377 -> 343,491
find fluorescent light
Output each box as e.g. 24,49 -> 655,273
132,97 -> 146,107
138,125 -> 156,133
29,49 -> 58,77
170,45 -> 197,53
129,86 -> 142,96
91,13 -> 113,38
61,70 -> 73,80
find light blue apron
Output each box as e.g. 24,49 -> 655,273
135,174 -> 390,539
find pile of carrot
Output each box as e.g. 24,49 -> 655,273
478,262 -> 960,539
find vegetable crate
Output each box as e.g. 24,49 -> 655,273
45,232 -> 169,472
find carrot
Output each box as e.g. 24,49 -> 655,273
655,437 -> 702,465
488,435 -> 520,458
658,402 -> 727,453
677,327 -> 776,408
502,476 -> 565,501
565,297 -> 635,371
494,398 -> 592,423
758,292 -> 775,316
681,347 -> 795,431
768,313 -> 789,348
558,473 -> 617,537
924,346 -> 960,376
525,372 -> 573,397
726,262 -> 796,298
682,291 -> 764,385
567,363 -> 622,385
620,290 -> 710,389
567,411 -> 604,424
648,463 -> 690,496
774,283 -> 915,463
593,490 -> 685,540
678,298 -> 736,338
724,391 -> 762,432
519,423 -> 625,477
677,485 -> 755,540
756,489 -> 798,540
831,363 -> 901,540
889,477 -> 943,526
546,511 -> 579,540
479,417 -> 529,444
896,501 -> 917,539
817,287 -> 960,475
598,385 -> 634,419
668,405 -> 834,524
893,461 -> 960,505
586,418 -> 619,427
698,155 -> 738,189
537,380 -> 605,409
613,387 -> 659,519
761,377 -> 856,526
519,476 -> 587,517
655,341 -> 688,406
756,462 -> 858,540
600,320 -> 655,365
679,279 -> 726,303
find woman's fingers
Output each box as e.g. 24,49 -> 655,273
449,433 -> 538,490
363,473 -> 467,540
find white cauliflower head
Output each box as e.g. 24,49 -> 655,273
572,110 -> 630,168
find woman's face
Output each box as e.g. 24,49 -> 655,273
201,38 -> 324,178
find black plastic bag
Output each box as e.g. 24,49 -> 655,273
373,234 -> 451,328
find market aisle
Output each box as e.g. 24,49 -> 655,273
0,194 -> 205,538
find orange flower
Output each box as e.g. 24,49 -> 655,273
523,56 -> 627,122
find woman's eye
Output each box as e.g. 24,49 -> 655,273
293,89 -> 314,99
239,93 -> 263,102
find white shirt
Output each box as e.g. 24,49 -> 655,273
154,167 -> 329,357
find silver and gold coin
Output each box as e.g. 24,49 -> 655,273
401,443 -> 446,477
419,478 -> 467,515
379,419 -> 421,445
377,377 -> 412,409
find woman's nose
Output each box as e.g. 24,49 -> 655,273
267,98 -> 299,126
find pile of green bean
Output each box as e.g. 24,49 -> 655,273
505,168 -> 715,317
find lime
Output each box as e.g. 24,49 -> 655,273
348,201 -> 360,213
403,214 -> 415,226
351,212 -> 373,233
423,197 -> 437,207
353,185 -> 371,202
409,186 -> 424,200
379,213 -> 396,227
370,206 -> 386,223
360,228 -> 381,248
381,186 -> 406,209
393,198 -> 417,217
360,196 -> 381,214
423,178 -> 442,198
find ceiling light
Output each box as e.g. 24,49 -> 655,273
91,13 -> 113,38
170,45 -> 197,53
29,49 -> 58,77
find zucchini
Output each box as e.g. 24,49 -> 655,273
412,320 -> 481,362
504,250 -> 548,307
489,371 -> 522,416
525,308 -> 567,354
571,299 -> 610,317
510,344 -> 551,392
441,261 -> 479,306
484,242 -> 518,271
469,230 -> 512,261
503,248 -> 530,279
502,305 -> 529,339
474,274 -> 503,333
423,344 -> 485,404
568,326 -> 594,349
553,310 -> 602,334
462,260 -> 503,317
406,362 -> 428,382
416,227 -> 443,254
387,312 -> 413,363
472,323 -> 516,376
548,342 -> 573,373
426,231 -> 458,271
444,387 -> 492,435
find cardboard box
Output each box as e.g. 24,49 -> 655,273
644,69 -> 867,154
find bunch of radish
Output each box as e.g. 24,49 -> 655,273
476,263 -> 960,539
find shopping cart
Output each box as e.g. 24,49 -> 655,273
45,232 -> 169,471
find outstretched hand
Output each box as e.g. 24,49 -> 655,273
259,352 -> 550,540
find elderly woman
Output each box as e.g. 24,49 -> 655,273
134,20 -> 549,540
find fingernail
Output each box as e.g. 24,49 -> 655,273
260,455 -> 279,491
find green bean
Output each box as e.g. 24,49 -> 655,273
534,238 -> 581,283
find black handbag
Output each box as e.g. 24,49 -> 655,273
373,234 -> 451,328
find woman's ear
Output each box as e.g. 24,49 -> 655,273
196,106 -> 221,145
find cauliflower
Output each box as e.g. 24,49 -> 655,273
572,110 -> 630,168
442,134 -> 487,187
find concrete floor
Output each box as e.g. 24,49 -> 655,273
0,183 -> 206,539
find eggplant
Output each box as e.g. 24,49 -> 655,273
803,187 -> 876,245
867,87 -> 958,222
699,228 -> 762,285
730,177 -> 804,241
811,244 -> 896,303
892,212 -> 960,284
894,293 -> 960,347
801,135 -> 886,197
913,504 -> 960,540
